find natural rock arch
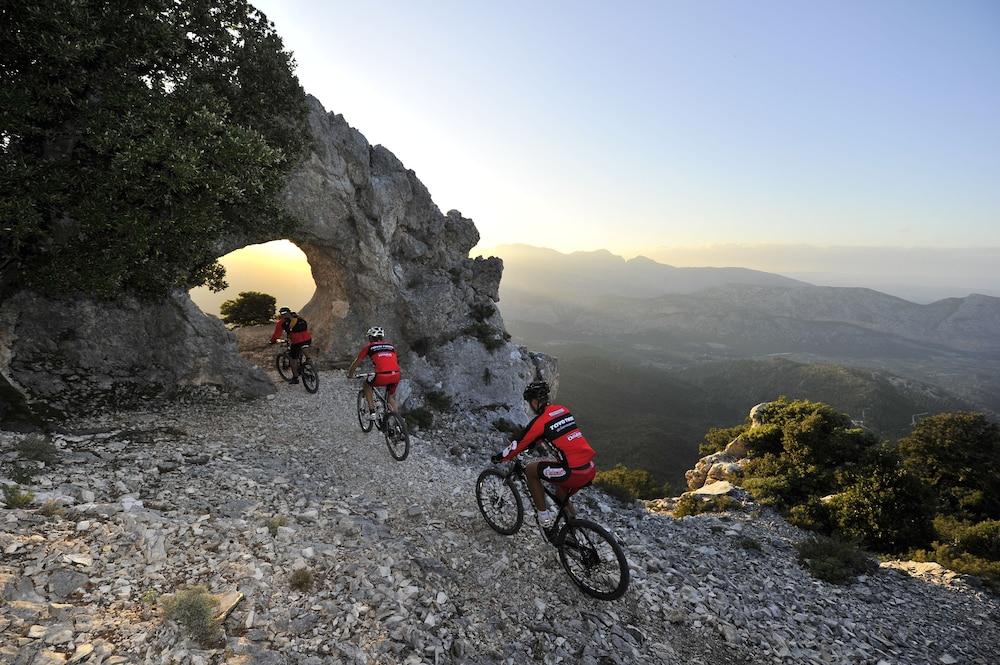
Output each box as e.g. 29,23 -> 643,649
0,96 -> 555,422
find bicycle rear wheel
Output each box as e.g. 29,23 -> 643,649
383,412 -> 410,461
275,353 -> 293,381
557,519 -> 629,601
475,469 -> 524,535
357,390 -> 373,433
301,362 -> 319,393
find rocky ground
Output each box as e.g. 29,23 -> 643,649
2,373 -> 998,665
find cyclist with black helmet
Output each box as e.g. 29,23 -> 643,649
269,307 -> 313,384
347,326 -> 402,420
491,381 -> 597,527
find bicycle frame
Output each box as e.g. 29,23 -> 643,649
505,458 -> 583,540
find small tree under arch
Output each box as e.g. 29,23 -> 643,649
220,292 -> 277,327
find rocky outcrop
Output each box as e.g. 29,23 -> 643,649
1,95 -> 548,418
0,291 -> 273,416
684,402 -> 769,491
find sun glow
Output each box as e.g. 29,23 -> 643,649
189,240 -> 315,318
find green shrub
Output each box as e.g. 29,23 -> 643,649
595,464 -> 670,501
699,425 -> 749,456
469,302 -> 495,322
161,587 -> 220,645
464,321 -> 504,351
829,455 -> 935,552
2,484 -> 35,509
673,493 -> 733,517
424,391 -> 452,412
16,436 -> 59,465
266,515 -> 287,536
404,407 -> 433,431
910,543 -> 1000,593
736,536 -> 762,551
899,412 -> 1000,522
795,534 -> 877,584
787,498 -> 835,532
289,568 -> 313,592
220,291 -> 276,327
37,499 -> 64,517
954,520 -> 1000,559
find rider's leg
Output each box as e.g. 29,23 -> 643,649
524,461 -> 549,513
291,356 -> 300,378
556,488 -> 576,518
363,382 -> 375,411
387,394 -> 397,413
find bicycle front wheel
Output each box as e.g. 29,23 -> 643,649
557,519 -> 629,601
357,390 -> 373,433
383,412 -> 410,461
275,353 -> 293,381
475,469 -> 523,535
301,362 -> 319,393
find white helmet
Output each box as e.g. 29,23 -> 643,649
366,326 -> 385,339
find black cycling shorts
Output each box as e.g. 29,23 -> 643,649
289,342 -> 310,359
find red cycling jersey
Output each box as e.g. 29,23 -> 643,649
356,341 -> 401,374
500,403 -> 595,468
271,316 -> 312,345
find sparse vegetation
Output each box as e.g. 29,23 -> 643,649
220,291 -> 277,327
464,321 -> 504,351
16,436 -> 59,465
424,391 -> 452,412
736,536 -> 762,551
404,407 -> 434,431
595,464 -> 670,501
470,302 -> 495,322
673,493 -> 733,517
161,587 -> 220,645
266,515 -> 287,536
289,567 -> 314,592
2,484 -> 35,509
142,589 -> 160,605
37,499 -> 64,517
795,534 -> 877,584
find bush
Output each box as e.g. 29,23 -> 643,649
898,412 -> 1000,522
673,493 -> 733,517
469,302 -> 495,322
736,536 -> 762,551
404,407 -> 433,431
289,568 -> 313,592
464,321 -> 504,351
787,498 -> 835,532
829,455 -> 935,552
795,534 -> 877,584
595,464 -> 670,501
266,515 -> 287,536
2,484 -> 35,509
424,391 -> 452,412
16,436 -> 59,465
220,291 -> 277,327
954,520 -> 1000,559
161,587 -> 220,645
698,425 -> 748,456
38,499 -> 64,517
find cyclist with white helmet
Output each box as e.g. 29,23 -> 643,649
347,326 -> 402,419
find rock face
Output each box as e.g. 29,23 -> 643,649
684,402 -> 768,491
1,95 -> 545,418
0,291 -> 273,415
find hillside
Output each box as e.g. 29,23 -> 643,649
2,377 -> 998,665
507,325 -> 979,489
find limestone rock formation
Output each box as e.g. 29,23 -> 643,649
1,95 -> 547,419
684,402 -> 770,491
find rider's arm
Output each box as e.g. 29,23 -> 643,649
346,344 -> 369,378
498,413 -> 546,462
269,319 -> 283,343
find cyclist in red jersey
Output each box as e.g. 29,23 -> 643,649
491,381 -> 597,527
268,307 -> 313,384
347,326 -> 402,419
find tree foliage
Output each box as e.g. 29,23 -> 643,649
0,0 -> 309,297
220,291 -> 276,327
898,412 -> 1000,522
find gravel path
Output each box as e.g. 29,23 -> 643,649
2,372 -> 998,664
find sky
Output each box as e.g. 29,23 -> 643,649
250,0 -> 1000,255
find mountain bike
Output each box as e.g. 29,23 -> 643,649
275,339 -> 319,394
475,457 -> 629,601
353,372 -> 409,461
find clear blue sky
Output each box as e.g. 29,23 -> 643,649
253,0 -> 1000,255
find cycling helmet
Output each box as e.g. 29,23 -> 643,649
278,307 -> 292,316
522,381 -> 550,403
366,326 -> 385,339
